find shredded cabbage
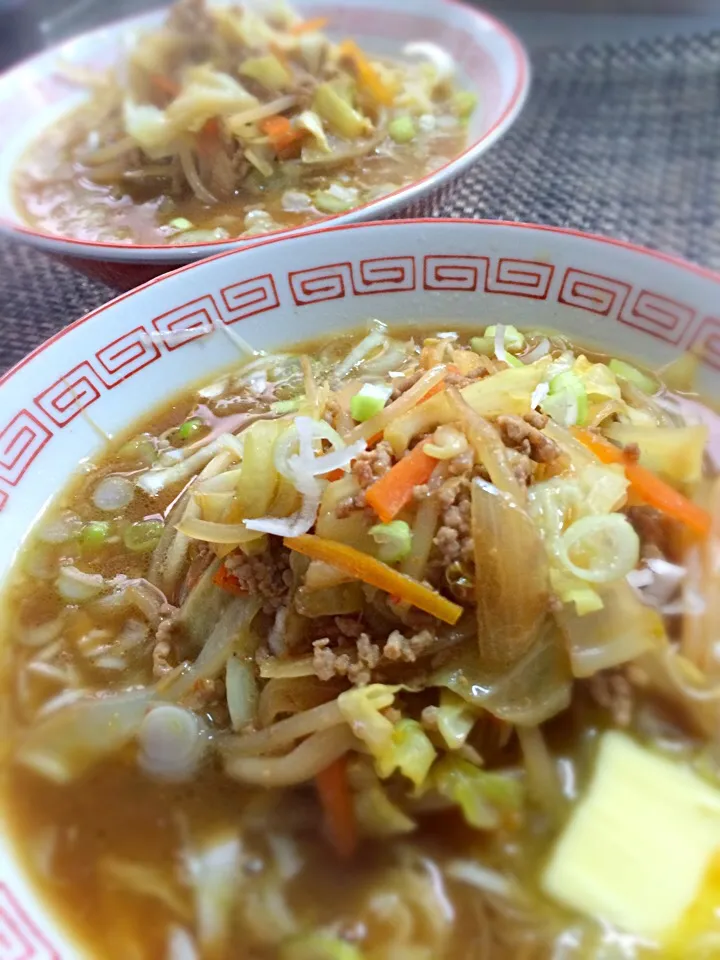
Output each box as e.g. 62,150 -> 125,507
435,690 -> 477,751
431,756 -> 523,830
375,718 -> 436,788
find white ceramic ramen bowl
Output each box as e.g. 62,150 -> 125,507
0,0 -> 529,291
1,217 -> 720,957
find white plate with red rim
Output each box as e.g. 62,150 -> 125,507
0,0 -> 529,291
1,216 -> 720,959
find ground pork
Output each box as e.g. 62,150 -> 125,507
312,633 -> 381,686
626,505 -> 679,561
390,369 -> 424,400
383,628 -> 435,663
496,413 -> 561,463
445,356 -> 495,389
323,397 -> 341,429
587,671 -> 633,727
152,602 -> 179,678
337,441 -> 394,517
433,478 -> 473,565
352,441 -> 394,488
312,627 -> 437,685
225,545 -> 293,614
183,678 -> 229,726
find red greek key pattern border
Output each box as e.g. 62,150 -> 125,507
1,251 -> 717,519
0,884 -> 60,959
220,274 -> 279,324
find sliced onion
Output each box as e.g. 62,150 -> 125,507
226,655 -> 259,731
138,705 -> 205,781
289,437 -> 366,478
530,382 -> 550,410
451,392 -> 525,501
361,341 -> 408,376
92,475 -> 134,512
57,565 -> 105,602
628,558 -> 685,609
523,339 -> 551,365
267,606 -> 288,657
275,416 -> 346,482
39,511 -> 82,544
244,487 -> 321,537
168,927 -> 198,960
663,647 -> 720,702
17,690 -> 153,783
494,324 -> 509,364
558,514 -> 640,584
403,41 -> 455,81
436,622 -> 571,726
555,578 -> 664,677
159,596 -> 260,702
445,861 -> 518,899
184,831 -> 242,957
333,329 -> 387,381
175,515 -> 265,544
471,478 -> 549,673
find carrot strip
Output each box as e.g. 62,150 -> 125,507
260,115 -> 304,156
338,38 -> 396,106
316,755 -> 357,858
323,468 -> 345,482
213,564 -> 247,596
365,443 -> 437,523
573,428 -> 711,537
290,16 -> 329,35
419,366 -> 457,404
151,73 -> 180,97
285,534 -> 462,624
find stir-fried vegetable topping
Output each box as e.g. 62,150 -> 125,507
15,0 -> 477,245
5,321 -> 720,960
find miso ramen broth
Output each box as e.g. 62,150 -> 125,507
2,322 -> 720,960
13,0 -> 473,245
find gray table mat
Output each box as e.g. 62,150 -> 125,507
2,30 -> 720,375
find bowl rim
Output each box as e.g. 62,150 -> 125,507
2,216 -> 719,392
0,0 -> 530,262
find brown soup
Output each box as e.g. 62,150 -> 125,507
2,323 -> 719,959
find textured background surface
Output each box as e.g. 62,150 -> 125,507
2,30 -> 720,374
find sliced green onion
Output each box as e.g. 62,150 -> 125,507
175,417 -> 206,443
270,398 -> 302,414
558,514 -> 640,584
169,217 -> 193,231
388,115 -> 417,143
81,521 -> 112,548
543,370 -> 588,426
280,935 -> 364,960
504,353 -> 524,369
608,359 -> 657,395
453,90 -> 478,120
470,336 -> 492,356
117,434 -> 157,466
123,519 -> 164,553
239,54 -> 291,91
313,188 -> 356,214
313,82 -> 368,138
485,324 -> 525,353
350,383 -> 392,422
369,519 -> 412,563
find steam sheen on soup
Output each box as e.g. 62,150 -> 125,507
2,323 -> 720,960
14,0 -> 474,245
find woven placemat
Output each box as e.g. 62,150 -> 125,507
2,29 -> 720,375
